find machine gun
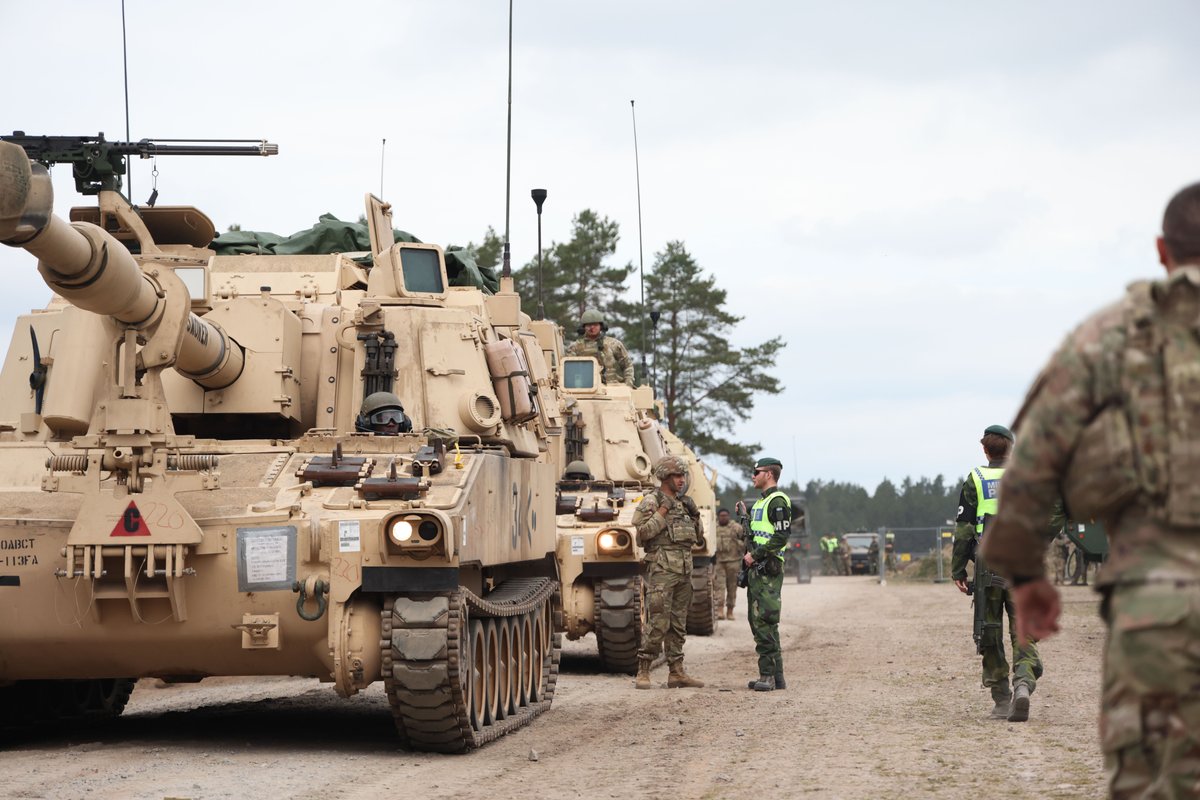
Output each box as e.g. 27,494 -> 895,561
965,558 -> 1007,655
1,132 -> 278,195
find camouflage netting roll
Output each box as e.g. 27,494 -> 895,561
210,214 -> 499,294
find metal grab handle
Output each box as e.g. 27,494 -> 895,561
292,577 -> 328,621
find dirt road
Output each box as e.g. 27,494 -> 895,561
0,576 -> 1107,799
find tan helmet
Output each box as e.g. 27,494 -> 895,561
562,460 -> 593,481
653,455 -> 687,480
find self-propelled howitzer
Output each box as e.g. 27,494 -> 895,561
0,139 -> 566,752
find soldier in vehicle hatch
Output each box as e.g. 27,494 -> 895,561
355,392 -> 413,435
567,309 -> 634,385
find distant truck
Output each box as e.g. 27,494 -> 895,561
841,531 -> 879,575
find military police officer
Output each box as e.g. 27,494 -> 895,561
713,508 -> 745,620
567,309 -> 635,385
982,181 -> 1200,797
952,424 -> 1042,722
634,456 -> 705,690
736,457 -> 791,692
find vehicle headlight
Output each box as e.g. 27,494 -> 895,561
596,529 -> 632,554
389,519 -> 414,544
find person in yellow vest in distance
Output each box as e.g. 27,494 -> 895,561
951,424 -> 1043,722
735,457 -> 792,692
566,309 -> 634,385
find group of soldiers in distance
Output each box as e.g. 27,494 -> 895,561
816,532 -> 896,575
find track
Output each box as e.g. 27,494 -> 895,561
381,577 -> 561,752
687,561 -> 718,635
593,576 -> 643,674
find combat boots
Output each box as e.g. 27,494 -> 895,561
748,675 -> 775,691
774,672 -> 786,690
1008,683 -> 1031,722
667,662 -> 705,688
635,659 -> 652,690
725,607 -> 735,620
989,689 -> 1012,719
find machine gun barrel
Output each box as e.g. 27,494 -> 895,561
0,141 -> 242,388
1,132 -> 278,194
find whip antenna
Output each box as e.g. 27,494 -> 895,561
502,0 -> 514,280
380,138 -> 386,197
121,0 -> 133,202
631,100 -> 648,387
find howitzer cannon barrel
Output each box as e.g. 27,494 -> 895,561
0,141 -> 242,388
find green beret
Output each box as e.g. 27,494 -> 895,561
754,457 -> 783,470
983,424 -> 1014,442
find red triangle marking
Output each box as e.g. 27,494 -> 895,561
110,501 -> 152,537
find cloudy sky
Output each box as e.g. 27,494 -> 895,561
3,1 -> 1198,491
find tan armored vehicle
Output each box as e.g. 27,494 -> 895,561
0,135 -> 565,752
553,356 -> 662,672
660,427 -> 720,635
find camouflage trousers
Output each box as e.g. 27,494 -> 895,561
714,560 -> 741,612
821,552 -> 835,575
977,584 -> 1042,698
637,554 -> 693,664
1101,583 -> 1200,800
747,567 -> 784,676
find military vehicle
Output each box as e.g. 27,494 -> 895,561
553,356 -> 661,672
660,427 -> 719,635
842,531 -> 878,575
782,499 -> 812,583
0,135 -> 566,752
1064,519 -> 1108,586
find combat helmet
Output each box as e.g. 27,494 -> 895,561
562,460 -> 594,481
356,391 -> 413,434
578,308 -> 607,334
653,455 -> 688,481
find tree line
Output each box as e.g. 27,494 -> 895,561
463,210 -> 785,466
715,474 -> 960,534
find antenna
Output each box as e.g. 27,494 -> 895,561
532,189 -> 548,318
380,138 -> 387,198
121,0 -> 133,202
502,0 -> 514,280
631,100 -> 648,387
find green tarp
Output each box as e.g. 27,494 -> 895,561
209,214 -> 499,294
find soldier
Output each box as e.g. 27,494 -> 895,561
1048,531 -> 1070,586
981,182 -> 1200,797
354,391 -> 412,435
952,424 -> 1044,722
736,457 -> 791,691
867,538 -> 880,573
884,530 -> 897,573
713,508 -> 746,620
634,456 -> 705,690
838,536 -> 852,576
566,309 -> 635,385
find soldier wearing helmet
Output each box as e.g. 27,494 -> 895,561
355,391 -> 413,435
566,309 -> 635,385
632,455 -> 704,690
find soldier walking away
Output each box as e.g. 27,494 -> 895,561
982,181 -> 1200,799
566,309 -> 635,385
713,508 -> 746,620
1048,531 -> 1070,586
951,424 -> 1043,722
633,456 -> 705,689
736,457 -> 791,692
838,536 -> 852,576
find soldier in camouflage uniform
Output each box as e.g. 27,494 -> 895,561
634,456 -> 705,690
981,181 -> 1200,798
951,424 -> 1043,722
737,457 -> 791,692
566,309 -> 635,385
713,508 -> 745,620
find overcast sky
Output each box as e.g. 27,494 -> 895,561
3,1 -> 1198,492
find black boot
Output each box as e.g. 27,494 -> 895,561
774,672 -> 786,690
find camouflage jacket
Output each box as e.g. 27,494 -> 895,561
633,489 -> 699,574
567,335 -> 634,385
982,266 -> 1200,586
714,521 -> 746,562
